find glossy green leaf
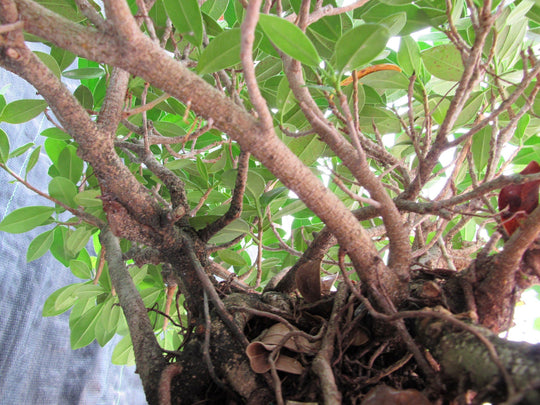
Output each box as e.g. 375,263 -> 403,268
422,44 -> 464,81
515,114 -> 530,141
245,171 -> 266,200
130,265 -> 148,286
51,226 -> 75,266
112,335 -> 135,365
258,14 -> 320,67
49,176 -> 78,208
70,259 -> 93,279
25,146 -> 41,178
34,51 -> 61,78
454,91 -> 485,128
40,127 -> 71,140
398,35 -> 421,76
9,142 -> 33,159
66,227 -> 93,256
70,303 -> 104,349
74,189 -> 103,207
51,46 -> 76,71
63,67 -> 105,80
379,11 -> 407,36
96,298 -> 121,347
335,23 -> 390,73
201,0 -> 229,20
208,218 -> 250,244
0,128 -> 10,163
198,29 -> 259,75
56,146 -> 84,184
0,99 -> 47,124
75,284 -> 106,299
27,229 -> 55,262
74,85 -> 94,110
42,284 -> 79,317
471,126 -> 491,171
153,121 -> 186,138
0,206 -> 54,234
163,0 -> 203,46
140,287 -> 162,307
217,249 -> 247,266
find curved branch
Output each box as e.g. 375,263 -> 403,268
282,55 -> 411,281
199,150 -> 250,242
97,67 -> 130,133
240,0 -> 273,129
0,20 -> 163,228
13,0 -> 407,307
99,227 -> 167,404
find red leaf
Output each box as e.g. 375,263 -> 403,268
498,161 -> 540,235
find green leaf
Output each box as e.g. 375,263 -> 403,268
51,226 -> 75,266
56,146 -> 84,184
471,126 -> 491,171
153,121 -> 186,138
75,284 -> 106,299
515,114 -> 530,140
335,23 -> 390,74
258,14 -> 320,67
74,85 -> 94,110
51,46 -> 76,71
284,134 -> 326,166
66,227 -> 93,256
70,303 -> 103,349
454,91 -> 485,128
422,44 -> 464,81
0,206 -> 54,234
27,229 -> 55,262
217,249 -> 247,266
130,265 -> 148,286
163,0 -> 203,46
49,176 -> 78,208
95,298 -> 121,346
209,218 -> 250,244
140,287 -> 162,307
255,56 -> 283,82
0,99 -> 47,124
9,142 -> 33,159
34,51 -> 61,78
25,146 -> 41,179
40,127 -> 71,140
245,171 -> 266,201
0,128 -> 10,163
70,259 -> 93,279
379,11 -> 407,36
63,67 -> 105,80
398,35 -> 421,76
198,29 -> 261,75
42,284 -> 79,317
74,189 -> 103,207
112,335 -> 135,365
201,0 -> 229,20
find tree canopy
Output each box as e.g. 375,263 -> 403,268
1,0 -> 540,404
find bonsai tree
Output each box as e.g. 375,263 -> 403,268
1,0 -> 540,403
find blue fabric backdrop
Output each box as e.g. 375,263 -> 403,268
0,66 -> 146,404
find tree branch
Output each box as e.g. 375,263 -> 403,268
99,227 -> 167,404
199,150 -> 250,242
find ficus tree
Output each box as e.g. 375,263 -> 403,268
1,0 -> 540,403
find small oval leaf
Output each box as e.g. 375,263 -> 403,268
258,14 -> 320,67
335,23 -> 390,73
63,67 -> 105,80
422,44 -> 464,81
0,99 -> 47,124
0,206 -> 54,234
